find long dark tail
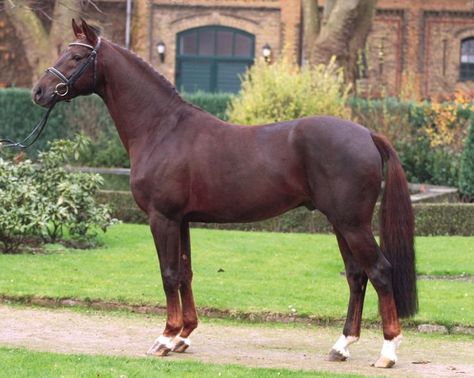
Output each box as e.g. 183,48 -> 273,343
371,133 -> 418,318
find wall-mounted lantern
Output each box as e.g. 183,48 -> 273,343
262,43 -> 272,63
156,40 -> 166,63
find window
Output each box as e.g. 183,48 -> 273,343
460,37 -> 474,81
176,26 -> 255,93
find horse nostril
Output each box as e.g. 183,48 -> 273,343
33,86 -> 43,102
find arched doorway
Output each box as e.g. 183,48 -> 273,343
176,26 -> 255,93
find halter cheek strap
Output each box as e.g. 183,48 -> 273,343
46,37 -> 101,97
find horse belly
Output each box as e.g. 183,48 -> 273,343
186,173 -> 309,223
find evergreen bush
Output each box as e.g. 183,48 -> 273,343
0,135 -> 117,253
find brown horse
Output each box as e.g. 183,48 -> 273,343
32,19 -> 417,368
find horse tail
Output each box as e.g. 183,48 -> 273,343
371,132 -> 418,318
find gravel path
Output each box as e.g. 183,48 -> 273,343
0,305 -> 472,377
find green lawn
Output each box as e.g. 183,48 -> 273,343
0,225 -> 473,327
0,347 -> 363,378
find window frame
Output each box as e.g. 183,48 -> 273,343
460,37 -> 474,82
176,25 -> 255,93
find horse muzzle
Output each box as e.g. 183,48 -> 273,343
31,84 -> 56,108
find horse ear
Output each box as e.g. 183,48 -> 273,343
72,19 -> 83,38
80,18 -> 98,46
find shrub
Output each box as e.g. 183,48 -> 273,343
459,118 -> 474,201
421,91 -> 472,154
227,57 -> 351,125
0,158 -> 46,253
0,135 -> 117,253
349,96 -> 419,144
397,137 -> 460,187
350,95 -> 470,187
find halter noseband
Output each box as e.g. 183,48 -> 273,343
46,38 -> 101,97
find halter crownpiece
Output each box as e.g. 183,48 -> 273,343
46,37 -> 101,97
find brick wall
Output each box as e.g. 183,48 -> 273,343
3,0 -> 474,97
151,1 -> 281,82
374,0 -> 474,97
423,11 -> 474,96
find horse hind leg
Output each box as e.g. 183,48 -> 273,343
339,225 -> 402,368
329,227 -> 368,362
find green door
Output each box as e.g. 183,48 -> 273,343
176,26 -> 255,93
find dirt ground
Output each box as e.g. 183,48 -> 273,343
0,304 -> 472,377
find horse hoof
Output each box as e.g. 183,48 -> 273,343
147,336 -> 174,357
173,340 -> 189,353
154,346 -> 172,357
372,356 -> 395,368
173,336 -> 191,353
328,349 -> 348,362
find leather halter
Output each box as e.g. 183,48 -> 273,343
46,38 -> 101,96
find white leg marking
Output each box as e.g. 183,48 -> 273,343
174,335 -> 192,347
332,334 -> 359,358
147,335 -> 174,354
380,334 -> 403,362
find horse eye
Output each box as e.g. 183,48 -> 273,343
72,55 -> 82,61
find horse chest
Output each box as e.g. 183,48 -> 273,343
130,166 -> 188,219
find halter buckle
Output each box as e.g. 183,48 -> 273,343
55,82 -> 69,96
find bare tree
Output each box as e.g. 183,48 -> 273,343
3,1 -> 98,80
302,0 -> 377,88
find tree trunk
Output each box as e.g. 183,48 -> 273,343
4,2 -> 51,80
5,0 -> 82,81
301,0 -> 320,66
49,1 -> 83,54
310,0 -> 377,87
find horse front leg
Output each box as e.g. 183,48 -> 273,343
329,228 -> 368,362
173,221 -> 198,353
147,214 -> 183,357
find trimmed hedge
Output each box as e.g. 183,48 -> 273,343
184,91 -> 233,121
0,89 -> 232,164
1,89 -> 472,188
0,88 -> 71,156
0,89 -> 113,159
97,190 -> 474,236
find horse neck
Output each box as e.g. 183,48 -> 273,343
97,41 -> 185,154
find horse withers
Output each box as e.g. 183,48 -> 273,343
32,19 -> 417,368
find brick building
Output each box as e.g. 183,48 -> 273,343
2,0 -> 474,97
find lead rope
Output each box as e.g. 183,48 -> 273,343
0,95 -> 58,149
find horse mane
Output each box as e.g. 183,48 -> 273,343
108,40 -> 206,114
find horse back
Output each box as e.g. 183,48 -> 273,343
131,112 -> 382,224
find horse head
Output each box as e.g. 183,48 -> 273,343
32,19 -> 101,107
